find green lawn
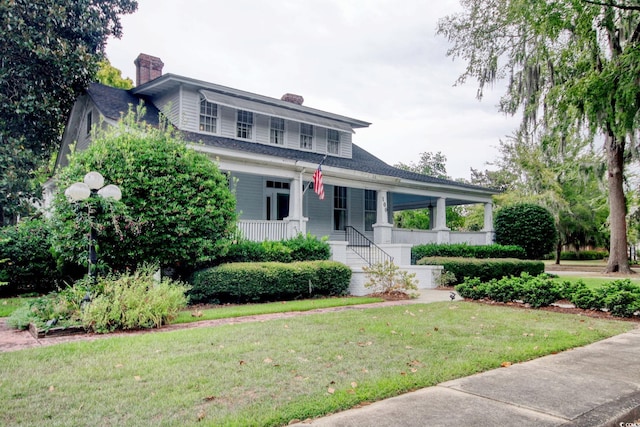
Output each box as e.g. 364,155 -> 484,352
0,302 -> 633,427
0,296 -> 36,317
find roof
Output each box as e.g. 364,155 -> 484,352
86,82 -> 496,194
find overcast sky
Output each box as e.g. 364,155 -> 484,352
105,0 -> 520,180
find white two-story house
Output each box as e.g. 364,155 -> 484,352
52,54 -> 498,293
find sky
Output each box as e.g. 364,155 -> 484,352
105,0 -> 520,180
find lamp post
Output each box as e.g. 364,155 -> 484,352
65,171 -> 122,283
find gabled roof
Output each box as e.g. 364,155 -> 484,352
85,82 -> 496,195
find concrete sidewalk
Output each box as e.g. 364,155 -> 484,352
294,323 -> 640,426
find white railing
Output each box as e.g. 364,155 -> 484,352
237,220 -> 288,242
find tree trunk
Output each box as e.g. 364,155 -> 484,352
555,240 -> 562,265
604,132 -> 631,273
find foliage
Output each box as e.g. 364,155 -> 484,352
50,110 -> 237,275
362,261 -> 418,296
411,243 -> 525,263
82,266 -> 190,333
0,0 -> 137,224
395,151 -> 449,179
0,218 -> 63,295
552,250 -> 609,261
437,0 -> 640,273
494,204 -> 557,259
188,261 -> 351,304
418,257 -> 544,286
219,234 -> 331,264
457,274 -> 640,318
96,59 -> 133,89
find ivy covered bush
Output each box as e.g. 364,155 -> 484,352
494,204 -> 557,259
189,261 -> 351,304
417,257 -> 544,285
411,243 -> 525,264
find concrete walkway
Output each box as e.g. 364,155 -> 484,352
292,290 -> 640,427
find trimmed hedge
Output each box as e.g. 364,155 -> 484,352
218,234 -> 331,264
494,204 -> 557,259
456,274 -> 640,318
188,261 -> 351,304
417,256 -> 544,285
560,250 -> 608,260
411,243 -> 525,264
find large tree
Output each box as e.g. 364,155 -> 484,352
0,0 -> 137,224
438,0 -> 640,272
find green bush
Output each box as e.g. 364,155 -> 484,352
0,218 -> 64,295
50,111 -> 237,276
417,257 -> 545,285
219,234 -> 331,265
559,250 -> 608,260
188,261 -> 351,304
82,266 -> 190,333
411,243 -> 525,264
494,204 -> 557,259
362,261 -> 418,296
456,273 -> 562,308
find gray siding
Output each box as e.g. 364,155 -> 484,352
232,172 -> 263,220
180,88 -> 200,132
153,90 -> 180,126
305,183 -> 334,238
220,106 -> 236,138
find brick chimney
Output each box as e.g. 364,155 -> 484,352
281,93 -> 304,105
134,53 -> 164,86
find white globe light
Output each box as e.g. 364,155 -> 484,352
84,171 -> 105,190
98,184 -> 122,201
64,182 -> 91,202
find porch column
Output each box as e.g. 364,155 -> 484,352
435,197 -> 450,244
483,202 -> 494,244
373,190 -> 392,244
284,174 -> 307,238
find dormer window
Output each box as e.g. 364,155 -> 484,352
199,97 -> 218,133
237,110 -> 253,139
327,129 -> 340,154
270,117 -> 285,145
300,123 -> 313,149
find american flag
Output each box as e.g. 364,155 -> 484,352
313,165 -> 324,200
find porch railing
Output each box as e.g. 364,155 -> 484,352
238,220 -> 287,242
345,226 -> 393,267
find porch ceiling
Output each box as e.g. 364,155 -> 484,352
392,193 -> 477,211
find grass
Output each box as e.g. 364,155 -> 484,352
173,296 -> 384,324
0,302 -> 634,427
0,296 -> 36,317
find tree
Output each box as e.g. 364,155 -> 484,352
437,0 -> 640,272
0,0 -> 138,224
396,151 -> 449,179
50,110 -> 237,276
96,60 -> 134,89
494,204 -> 558,259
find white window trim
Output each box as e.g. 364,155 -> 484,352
270,117 -> 285,145
236,110 -> 254,140
199,96 -> 218,134
300,123 -> 314,150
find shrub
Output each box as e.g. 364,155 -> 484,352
82,265 -> 190,333
417,257 -> 545,285
559,250 -> 608,260
456,273 -> 562,308
218,234 -> 331,265
411,243 -> 525,264
188,261 -> 351,304
455,277 -> 490,300
50,111 -> 237,276
494,204 -> 557,259
598,280 -> 640,318
362,261 -> 418,296
0,218 -> 65,295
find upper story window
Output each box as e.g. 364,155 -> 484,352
270,117 -> 285,145
300,123 -> 313,150
199,97 -> 218,133
327,129 -> 340,155
237,110 -> 254,139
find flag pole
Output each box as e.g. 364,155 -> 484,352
302,154 -> 328,196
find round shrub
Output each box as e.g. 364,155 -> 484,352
50,114 -> 237,275
494,204 -> 557,259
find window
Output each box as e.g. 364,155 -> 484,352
86,111 -> 92,135
237,110 -> 253,139
365,190 -> 377,231
334,186 -> 347,231
327,129 -> 340,154
199,97 -> 218,133
270,117 -> 285,145
300,123 -> 313,149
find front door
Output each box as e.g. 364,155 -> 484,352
265,180 -> 290,220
